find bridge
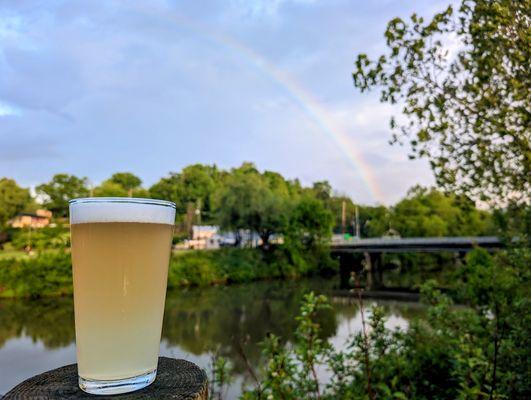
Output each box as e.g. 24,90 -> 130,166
331,236 -> 505,290
331,236 -> 504,254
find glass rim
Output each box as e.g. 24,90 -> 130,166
69,197 -> 176,209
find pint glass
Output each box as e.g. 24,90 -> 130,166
69,197 -> 175,395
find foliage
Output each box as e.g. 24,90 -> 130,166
232,248 -> 530,399
0,296 -> 75,349
36,174 -> 89,218
214,164 -> 293,247
353,0 -> 530,203
287,195 -> 333,246
11,225 -> 70,252
4,164 -> 496,242
150,164 -> 219,228
168,246 -> 334,288
210,353 -> 234,400
325,185 -> 493,238
108,172 -> 142,192
311,180 -> 333,202
93,180 -> 128,197
389,185 -> 494,237
243,292 -> 332,400
491,204 -> 531,240
0,250 -> 72,298
0,245 -> 336,298
0,178 -> 34,228
94,172 -> 148,198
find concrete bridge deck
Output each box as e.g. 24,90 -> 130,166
331,236 -> 503,253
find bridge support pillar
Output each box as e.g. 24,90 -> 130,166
337,253 -> 363,289
366,252 -> 384,290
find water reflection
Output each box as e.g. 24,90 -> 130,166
0,279 -> 423,397
0,297 -> 75,349
162,280 -> 340,374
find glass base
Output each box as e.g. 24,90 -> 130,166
79,368 -> 157,395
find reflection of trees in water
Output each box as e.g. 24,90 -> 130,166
0,278 -> 422,377
380,253 -> 459,289
330,297 -> 426,322
162,279 -> 339,373
0,297 -> 75,348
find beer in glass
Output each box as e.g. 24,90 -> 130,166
69,197 -> 175,395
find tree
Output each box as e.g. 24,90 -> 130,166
287,196 -> 333,247
312,181 -> 332,202
36,174 -> 89,218
150,164 -> 219,228
353,0 -> 530,203
213,164 -> 292,248
0,178 -> 33,227
389,186 -> 493,237
150,173 -> 181,207
109,172 -> 142,197
94,173 -> 148,198
179,164 -> 218,223
93,181 -> 128,197
358,205 -> 389,238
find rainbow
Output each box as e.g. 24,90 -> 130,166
155,10 -> 384,203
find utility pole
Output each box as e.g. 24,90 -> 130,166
195,198 -> 202,225
341,200 -> 346,234
355,205 -> 360,238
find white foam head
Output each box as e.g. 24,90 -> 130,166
69,198 -> 176,225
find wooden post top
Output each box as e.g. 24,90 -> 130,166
3,357 -> 208,400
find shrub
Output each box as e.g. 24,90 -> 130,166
232,248 -> 530,400
0,250 -> 72,298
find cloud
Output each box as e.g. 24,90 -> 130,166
0,0 -> 439,204
0,101 -> 21,116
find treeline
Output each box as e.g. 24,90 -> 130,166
1,162 -> 496,241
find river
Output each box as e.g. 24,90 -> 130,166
0,278 -> 425,398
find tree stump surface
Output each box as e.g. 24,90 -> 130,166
3,357 -> 208,400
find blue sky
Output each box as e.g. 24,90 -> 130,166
0,0 -> 444,204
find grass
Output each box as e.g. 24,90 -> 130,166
0,249 -> 29,261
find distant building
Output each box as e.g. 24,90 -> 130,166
192,225 -> 218,241
173,226 -> 281,251
9,209 -> 52,229
175,225 -> 221,250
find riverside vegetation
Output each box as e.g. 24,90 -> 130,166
0,162 -> 497,298
0,179 -> 500,299
211,247 -> 530,399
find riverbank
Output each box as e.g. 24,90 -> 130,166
0,246 -> 337,298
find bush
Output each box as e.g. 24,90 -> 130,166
0,243 -> 336,297
167,246 -> 331,288
11,226 -> 70,251
168,251 -> 225,287
230,248 -> 530,400
0,250 -> 72,298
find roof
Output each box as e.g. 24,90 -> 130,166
15,212 -> 49,219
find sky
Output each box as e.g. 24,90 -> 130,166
0,0 -> 445,205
